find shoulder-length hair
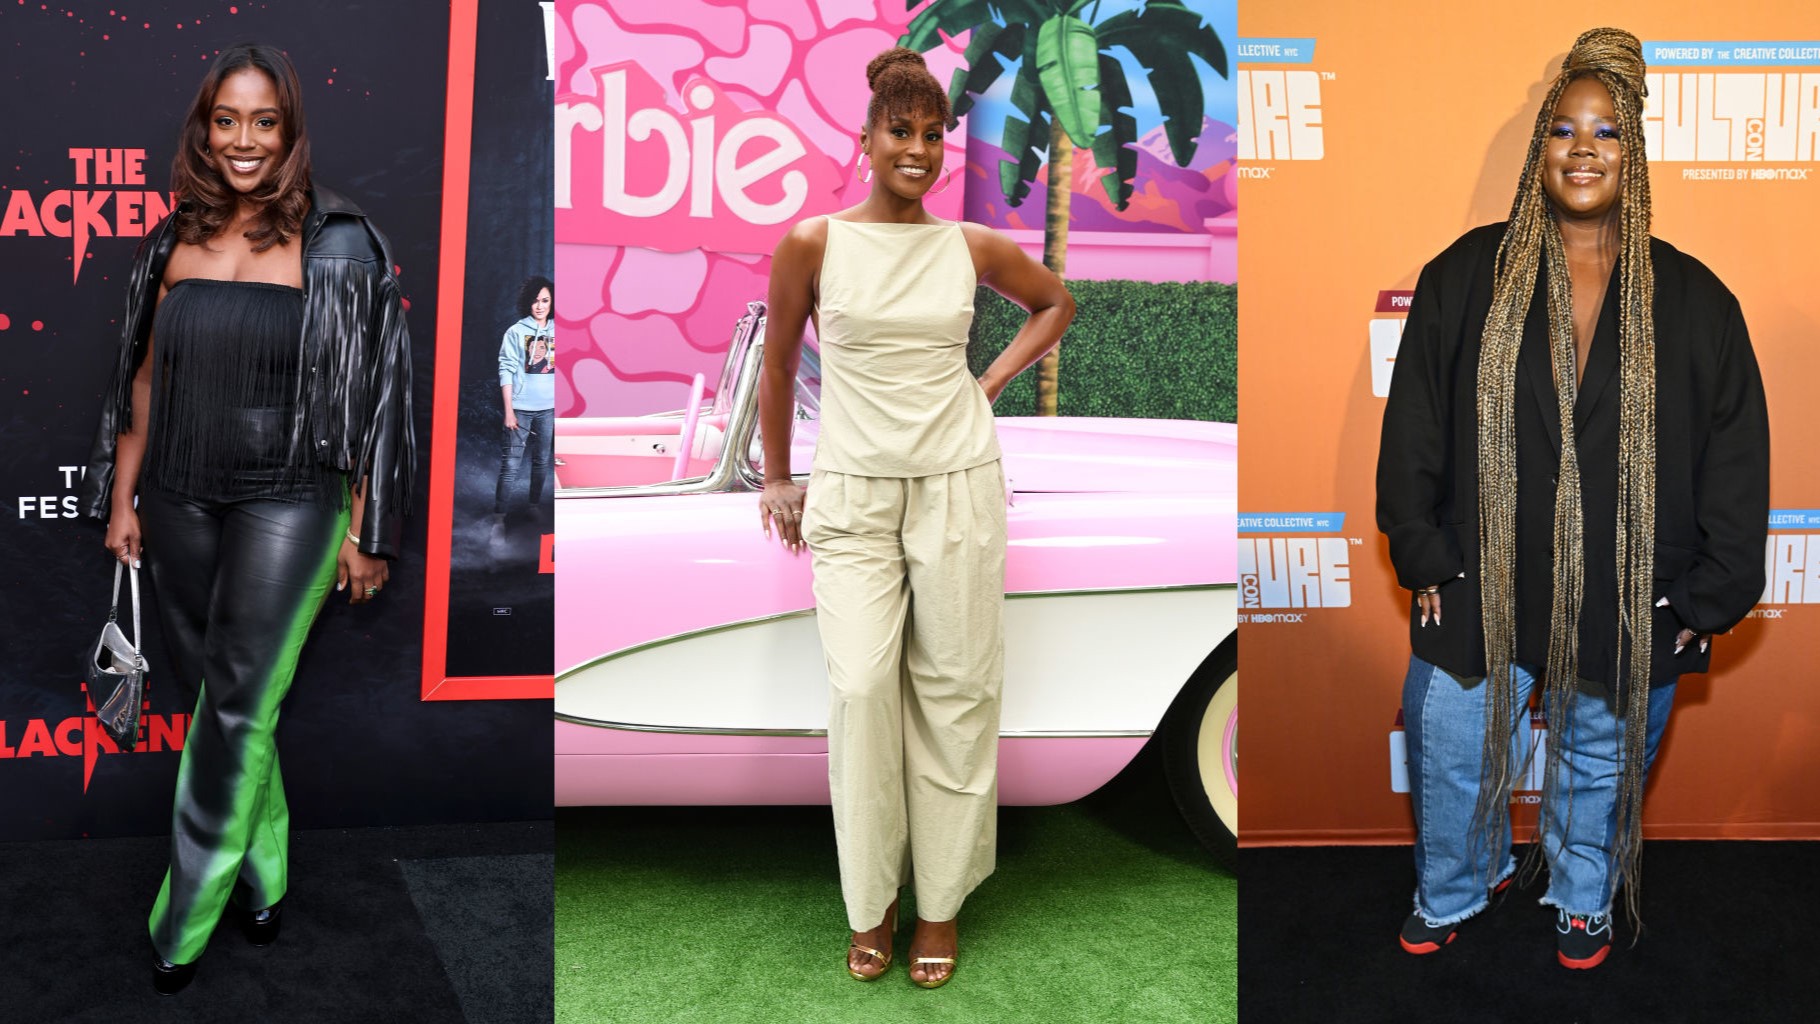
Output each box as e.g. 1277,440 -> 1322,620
170,42 -> 313,251
517,275 -> 554,318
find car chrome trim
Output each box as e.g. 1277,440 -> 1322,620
555,582 -> 1236,681
553,712 -> 1152,740
556,300 -> 768,498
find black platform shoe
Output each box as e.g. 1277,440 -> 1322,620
153,958 -> 196,995
242,900 -> 283,947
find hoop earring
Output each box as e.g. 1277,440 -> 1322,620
926,168 -> 954,196
855,152 -> 872,184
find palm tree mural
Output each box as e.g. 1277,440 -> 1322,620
901,0 -> 1226,415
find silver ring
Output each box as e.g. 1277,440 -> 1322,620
791,511 -> 802,518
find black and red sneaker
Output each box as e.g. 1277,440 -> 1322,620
1399,876 -> 1513,955
1556,908 -> 1613,969
1399,912 -> 1457,954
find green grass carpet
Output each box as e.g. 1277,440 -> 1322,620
555,744 -> 1235,1023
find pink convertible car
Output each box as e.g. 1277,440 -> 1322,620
554,303 -> 1237,858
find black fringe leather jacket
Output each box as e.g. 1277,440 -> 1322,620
82,185 -> 415,558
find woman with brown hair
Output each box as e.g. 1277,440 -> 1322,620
83,42 -> 413,993
758,47 -> 1074,988
1378,27 -> 1768,969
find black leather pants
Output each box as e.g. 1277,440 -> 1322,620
137,489 -> 347,964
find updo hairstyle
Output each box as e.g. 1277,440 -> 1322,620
864,47 -> 957,132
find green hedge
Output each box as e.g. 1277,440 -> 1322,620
967,279 -> 1236,422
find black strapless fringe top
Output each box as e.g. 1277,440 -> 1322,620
140,279 -> 341,506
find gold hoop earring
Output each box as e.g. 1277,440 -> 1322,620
855,151 -> 872,184
926,168 -> 954,196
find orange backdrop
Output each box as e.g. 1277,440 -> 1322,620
1239,1 -> 1820,844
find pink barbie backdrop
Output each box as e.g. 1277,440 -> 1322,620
554,0 -> 1236,419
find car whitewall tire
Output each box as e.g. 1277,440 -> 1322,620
1160,640 -> 1237,867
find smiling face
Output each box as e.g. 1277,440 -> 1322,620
860,108 -> 946,201
531,287 -> 552,325
1542,76 -> 1624,224
208,67 -> 287,196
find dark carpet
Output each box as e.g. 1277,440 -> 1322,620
0,821 -> 552,1023
1239,841 -> 1820,1023
402,852 -> 555,1024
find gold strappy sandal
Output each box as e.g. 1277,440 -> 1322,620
847,901 -> 898,982
847,942 -> 892,982
909,955 -> 956,990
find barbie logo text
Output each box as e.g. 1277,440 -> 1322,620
556,63 -> 842,254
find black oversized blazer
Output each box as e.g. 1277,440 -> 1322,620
1376,223 -> 1769,687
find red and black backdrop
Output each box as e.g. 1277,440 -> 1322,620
0,0 -> 551,842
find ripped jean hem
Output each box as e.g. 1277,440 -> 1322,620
1410,891 -> 1488,928
1537,892 -> 1614,919
1413,856 -> 1517,926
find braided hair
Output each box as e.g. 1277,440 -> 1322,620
1472,27 -> 1657,926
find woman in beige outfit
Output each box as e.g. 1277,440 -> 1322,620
759,48 -> 1074,988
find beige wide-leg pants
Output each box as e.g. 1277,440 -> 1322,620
804,462 -> 1007,932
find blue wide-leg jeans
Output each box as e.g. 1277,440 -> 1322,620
1402,654 -> 1675,924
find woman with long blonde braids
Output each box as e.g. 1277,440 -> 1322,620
1376,27 -> 1768,970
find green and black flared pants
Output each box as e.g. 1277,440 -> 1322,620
138,489 -> 347,965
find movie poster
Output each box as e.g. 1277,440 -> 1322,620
421,0 -> 557,698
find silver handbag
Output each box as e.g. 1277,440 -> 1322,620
86,561 -> 148,752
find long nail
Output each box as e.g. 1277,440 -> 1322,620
1699,639 -> 1708,654
133,558 -> 142,569
1674,644 -> 1684,655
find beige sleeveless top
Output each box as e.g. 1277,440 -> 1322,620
813,218 -> 1001,477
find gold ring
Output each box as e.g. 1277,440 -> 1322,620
365,586 -> 379,596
